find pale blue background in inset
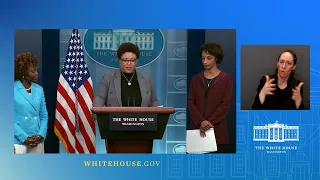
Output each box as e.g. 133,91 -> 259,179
1,0 -> 320,179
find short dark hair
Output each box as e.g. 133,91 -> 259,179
199,43 -> 224,64
117,42 -> 140,59
14,53 -> 40,81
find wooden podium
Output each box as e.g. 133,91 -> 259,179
92,107 -> 175,153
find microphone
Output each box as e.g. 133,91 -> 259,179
127,97 -> 130,107
133,97 -> 136,107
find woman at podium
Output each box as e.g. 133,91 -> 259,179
93,42 -> 160,153
188,43 -> 233,153
93,42 -> 160,108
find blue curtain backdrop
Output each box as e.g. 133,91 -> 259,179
59,29 -> 188,154
42,29 -> 60,153
186,29 -> 205,130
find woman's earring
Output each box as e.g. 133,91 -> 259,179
22,76 -> 24,79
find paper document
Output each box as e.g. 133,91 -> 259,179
186,128 -> 217,153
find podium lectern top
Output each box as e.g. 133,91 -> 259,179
92,107 -> 175,114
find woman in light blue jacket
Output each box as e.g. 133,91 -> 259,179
14,53 -> 48,154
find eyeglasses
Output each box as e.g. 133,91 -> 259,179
120,59 -> 137,64
279,60 -> 293,66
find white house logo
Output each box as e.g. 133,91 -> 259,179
84,29 -> 165,68
173,111 -> 186,124
173,77 -> 186,91
253,120 -> 299,142
173,144 -> 186,154
253,121 -> 299,154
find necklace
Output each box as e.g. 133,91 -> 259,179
25,85 -> 31,91
122,71 -> 135,86
206,78 -> 213,87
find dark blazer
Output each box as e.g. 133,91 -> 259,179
93,69 -> 160,107
252,75 -> 304,110
188,71 -> 233,145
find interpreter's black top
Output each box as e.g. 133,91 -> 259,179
252,75 -> 304,110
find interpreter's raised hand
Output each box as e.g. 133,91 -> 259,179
259,75 -> 277,104
292,82 -> 304,109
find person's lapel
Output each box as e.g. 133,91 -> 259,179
16,81 -> 36,110
136,71 -> 148,107
113,69 -> 122,106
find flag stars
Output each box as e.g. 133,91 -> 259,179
62,30 -> 91,90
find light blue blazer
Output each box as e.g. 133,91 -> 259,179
14,80 -> 49,145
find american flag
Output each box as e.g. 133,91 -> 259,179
54,29 -> 96,153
